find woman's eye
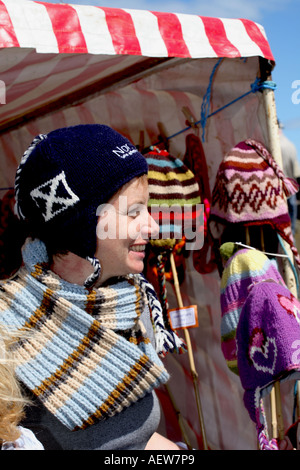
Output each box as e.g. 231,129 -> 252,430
128,209 -> 140,218
127,204 -> 145,218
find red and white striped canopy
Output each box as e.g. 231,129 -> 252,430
0,0 -> 274,134
0,1 -> 274,59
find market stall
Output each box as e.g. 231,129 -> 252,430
0,0 -> 299,450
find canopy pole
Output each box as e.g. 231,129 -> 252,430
260,65 -> 300,440
170,252 -> 208,450
260,64 -> 298,298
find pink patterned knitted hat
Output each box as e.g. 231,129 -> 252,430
210,139 -> 300,269
236,280 -> 300,450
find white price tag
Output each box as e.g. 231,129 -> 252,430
168,305 -> 198,330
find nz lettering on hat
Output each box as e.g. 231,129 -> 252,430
112,144 -> 138,159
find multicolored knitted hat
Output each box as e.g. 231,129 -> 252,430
145,148 -> 201,245
236,281 -> 300,449
220,246 -> 285,374
14,124 -> 148,286
210,139 -> 300,269
144,147 -> 201,335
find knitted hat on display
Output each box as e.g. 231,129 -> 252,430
210,139 -> 300,269
183,133 -> 216,274
145,148 -> 201,244
236,281 -> 300,449
15,124 -> 148,286
220,246 -> 285,374
143,148 -> 201,338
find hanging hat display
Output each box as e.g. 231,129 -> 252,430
209,139 -> 300,270
220,245 -> 285,374
144,146 -> 208,447
236,280 -> 300,449
144,147 -> 201,328
183,133 -> 216,274
146,147 -> 201,243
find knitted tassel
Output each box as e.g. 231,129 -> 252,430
245,138 -> 299,198
257,428 -> 279,450
282,177 -> 299,198
14,134 -> 48,221
84,256 -> 102,288
139,274 -> 187,357
156,253 -> 169,321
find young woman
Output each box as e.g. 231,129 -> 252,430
0,124 -> 185,450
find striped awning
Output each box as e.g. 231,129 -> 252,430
0,1 -> 274,134
0,1 -> 274,59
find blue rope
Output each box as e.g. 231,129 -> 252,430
293,381 -> 299,423
200,58 -> 223,141
150,69 -> 277,146
199,62 -> 277,141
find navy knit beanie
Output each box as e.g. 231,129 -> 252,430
15,124 -> 148,264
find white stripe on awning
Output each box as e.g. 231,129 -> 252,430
124,9 -> 169,58
71,5 -> 116,55
175,14 -> 218,58
4,0 -> 59,53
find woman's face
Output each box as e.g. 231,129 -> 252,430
95,176 -> 159,284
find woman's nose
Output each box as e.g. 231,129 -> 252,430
141,212 -> 159,239
148,213 -> 159,239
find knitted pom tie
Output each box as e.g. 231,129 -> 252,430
257,427 -> 279,450
245,138 -> 299,197
84,256 -> 102,288
14,134 -> 48,221
138,274 -> 187,357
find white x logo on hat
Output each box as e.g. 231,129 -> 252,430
30,171 -> 80,222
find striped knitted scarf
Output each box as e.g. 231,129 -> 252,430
0,239 -> 182,431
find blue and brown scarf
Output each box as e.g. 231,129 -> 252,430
0,239 -> 185,431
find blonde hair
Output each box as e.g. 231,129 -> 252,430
0,326 -> 27,444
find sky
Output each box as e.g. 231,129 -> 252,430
31,0 -> 300,162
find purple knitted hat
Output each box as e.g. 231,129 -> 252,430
236,281 -> 300,449
220,247 -> 285,374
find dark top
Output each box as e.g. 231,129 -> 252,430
20,306 -> 162,450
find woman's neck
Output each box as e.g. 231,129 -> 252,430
51,252 -> 94,286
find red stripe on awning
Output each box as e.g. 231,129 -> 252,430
240,18 -> 275,62
151,11 -> 191,57
100,7 -> 142,55
38,2 -> 88,53
0,1 -> 19,47
201,16 -> 240,58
